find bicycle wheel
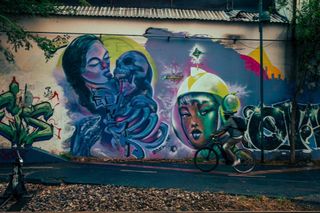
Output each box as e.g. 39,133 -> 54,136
194,147 -> 219,172
233,149 -> 255,174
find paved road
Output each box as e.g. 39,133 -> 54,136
1,162 -> 320,204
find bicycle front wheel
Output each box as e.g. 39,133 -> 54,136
194,147 -> 219,172
233,149 -> 255,174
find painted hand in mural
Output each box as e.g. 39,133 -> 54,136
71,116 -> 101,156
0,78 -> 54,147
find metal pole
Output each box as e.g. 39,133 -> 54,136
259,0 -> 264,163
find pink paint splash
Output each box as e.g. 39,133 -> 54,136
240,54 -> 268,79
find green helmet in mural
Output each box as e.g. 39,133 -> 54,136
222,93 -> 240,114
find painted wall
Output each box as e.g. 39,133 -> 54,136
1,16 -> 319,161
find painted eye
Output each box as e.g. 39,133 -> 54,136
200,110 -> 208,116
87,59 -> 100,67
180,110 -> 191,117
124,57 -> 133,65
200,108 -> 213,116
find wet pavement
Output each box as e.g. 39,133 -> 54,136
1,161 -> 320,205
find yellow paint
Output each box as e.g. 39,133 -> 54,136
177,67 -> 229,101
56,50 -> 64,66
249,47 -> 284,80
187,72 -> 206,90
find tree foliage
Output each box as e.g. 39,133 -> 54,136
0,0 -> 62,62
283,0 -> 320,164
0,0 -> 89,62
295,0 -> 320,92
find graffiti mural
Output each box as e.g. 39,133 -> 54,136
1,27 -> 320,161
244,101 -> 320,151
56,34 -> 168,159
0,77 -> 54,147
173,67 -> 230,149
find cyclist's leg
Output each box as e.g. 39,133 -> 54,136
223,138 -> 242,163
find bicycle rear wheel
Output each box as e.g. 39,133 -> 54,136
194,147 -> 219,172
233,149 -> 255,174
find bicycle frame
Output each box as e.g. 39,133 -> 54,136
194,137 -> 255,173
208,142 -> 228,162
209,137 -> 243,164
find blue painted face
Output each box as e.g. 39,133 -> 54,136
80,41 -> 120,111
114,51 -> 151,97
82,41 -> 112,85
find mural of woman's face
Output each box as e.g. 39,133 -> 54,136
81,41 -> 111,85
178,93 -> 219,148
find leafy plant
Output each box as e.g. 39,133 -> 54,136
0,0 -> 90,62
287,0 -> 320,163
295,0 -> 320,91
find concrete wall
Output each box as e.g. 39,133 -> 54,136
1,15 -> 319,161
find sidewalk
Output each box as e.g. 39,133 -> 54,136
1,160 -> 320,207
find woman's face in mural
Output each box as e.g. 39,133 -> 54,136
178,93 -> 219,148
81,41 -> 112,85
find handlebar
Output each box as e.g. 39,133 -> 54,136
209,136 -> 244,148
210,136 -> 220,143
209,137 -> 221,146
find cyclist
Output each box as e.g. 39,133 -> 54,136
211,111 -> 243,166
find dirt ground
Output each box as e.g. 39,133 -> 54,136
0,183 -> 319,212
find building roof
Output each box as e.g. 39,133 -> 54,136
58,0 -> 276,12
56,6 -> 288,23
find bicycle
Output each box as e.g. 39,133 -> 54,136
194,137 -> 255,173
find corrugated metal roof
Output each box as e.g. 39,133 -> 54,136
56,6 -> 288,23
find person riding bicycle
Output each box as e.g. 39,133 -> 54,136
211,110 -> 243,167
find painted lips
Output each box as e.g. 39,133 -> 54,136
191,129 -> 202,140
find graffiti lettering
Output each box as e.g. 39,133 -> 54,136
243,101 -> 320,151
0,78 -> 54,147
